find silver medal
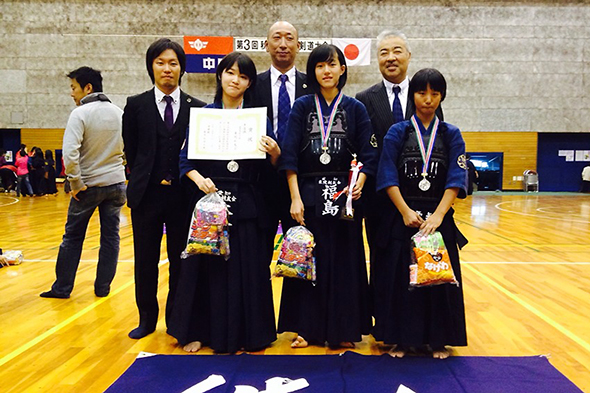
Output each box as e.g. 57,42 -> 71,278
418,177 -> 431,191
227,160 -> 239,172
319,152 -> 331,165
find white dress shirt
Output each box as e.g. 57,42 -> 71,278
270,65 -> 297,137
154,86 -> 181,124
382,77 -> 410,119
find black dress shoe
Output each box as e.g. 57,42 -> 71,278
40,290 -> 70,299
128,325 -> 156,339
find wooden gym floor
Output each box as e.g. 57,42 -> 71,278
0,189 -> 589,392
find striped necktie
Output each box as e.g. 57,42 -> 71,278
392,86 -> 404,124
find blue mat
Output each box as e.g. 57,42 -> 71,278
106,352 -> 582,393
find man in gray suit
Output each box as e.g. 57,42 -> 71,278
356,31 -> 443,319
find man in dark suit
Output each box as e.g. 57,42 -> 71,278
254,21 -> 309,255
356,30 -> 443,301
123,38 -> 206,339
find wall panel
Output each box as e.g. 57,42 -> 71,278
462,131 -> 537,190
20,128 -> 64,154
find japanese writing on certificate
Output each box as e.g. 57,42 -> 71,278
187,107 -> 267,160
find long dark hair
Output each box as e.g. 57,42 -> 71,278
45,150 -> 55,166
214,52 -> 257,105
306,44 -> 348,94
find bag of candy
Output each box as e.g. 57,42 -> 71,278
182,192 -> 230,260
409,231 -> 458,288
274,226 -> 316,282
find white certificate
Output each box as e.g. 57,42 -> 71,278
187,107 -> 267,160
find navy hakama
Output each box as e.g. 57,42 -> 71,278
374,118 -> 468,348
277,94 -> 377,345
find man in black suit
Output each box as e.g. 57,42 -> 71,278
356,30 -> 443,298
255,21 -> 309,254
123,38 -> 206,339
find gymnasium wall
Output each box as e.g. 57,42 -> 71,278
1,1 -> 588,132
463,131 -> 538,190
1,1 -> 588,190
537,133 -> 590,192
20,129 -> 64,154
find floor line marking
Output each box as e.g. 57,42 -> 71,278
23,259 -> 136,263
0,260 -> 169,368
463,263 -> 590,353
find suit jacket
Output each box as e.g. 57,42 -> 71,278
356,81 -> 444,153
253,68 -> 309,230
254,68 -> 309,132
123,88 -> 206,209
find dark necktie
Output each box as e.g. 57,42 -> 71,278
164,95 -> 174,130
277,74 -> 290,143
392,86 -> 404,124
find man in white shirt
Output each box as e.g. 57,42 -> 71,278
581,165 -> 590,192
254,21 -> 309,261
356,31 -> 445,358
123,38 -> 206,339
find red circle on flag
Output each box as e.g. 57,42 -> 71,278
344,44 -> 359,60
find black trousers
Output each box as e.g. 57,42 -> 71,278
130,183 -> 189,329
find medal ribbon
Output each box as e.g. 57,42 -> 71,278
314,92 -> 344,150
410,115 -> 439,177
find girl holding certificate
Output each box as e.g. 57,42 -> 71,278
375,68 -> 468,359
278,44 -> 377,348
168,52 -> 280,353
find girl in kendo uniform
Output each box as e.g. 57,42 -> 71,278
375,68 -> 468,359
168,52 -> 280,353
278,44 -> 377,348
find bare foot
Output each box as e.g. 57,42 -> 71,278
291,335 -> 308,348
183,341 -> 202,353
388,345 -> 407,358
432,347 -> 450,359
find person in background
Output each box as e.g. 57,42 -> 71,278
123,38 -> 206,339
375,68 -> 468,359
581,165 -> 590,193
44,150 -> 58,195
466,154 -> 478,195
15,147 -> 33,197
40,66 -> 127,299
0,148 -> 7,166
0,148 -> 17,192
30,146 -> 47,196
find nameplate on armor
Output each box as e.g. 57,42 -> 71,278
316,176 -> 343,217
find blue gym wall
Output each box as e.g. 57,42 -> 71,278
537,133 -> 590,192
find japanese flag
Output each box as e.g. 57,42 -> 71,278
332,38 -> 371,66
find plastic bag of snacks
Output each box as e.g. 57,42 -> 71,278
274,226 -> 316,282
409,231 -> 458,288
182,192 -> 230,260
